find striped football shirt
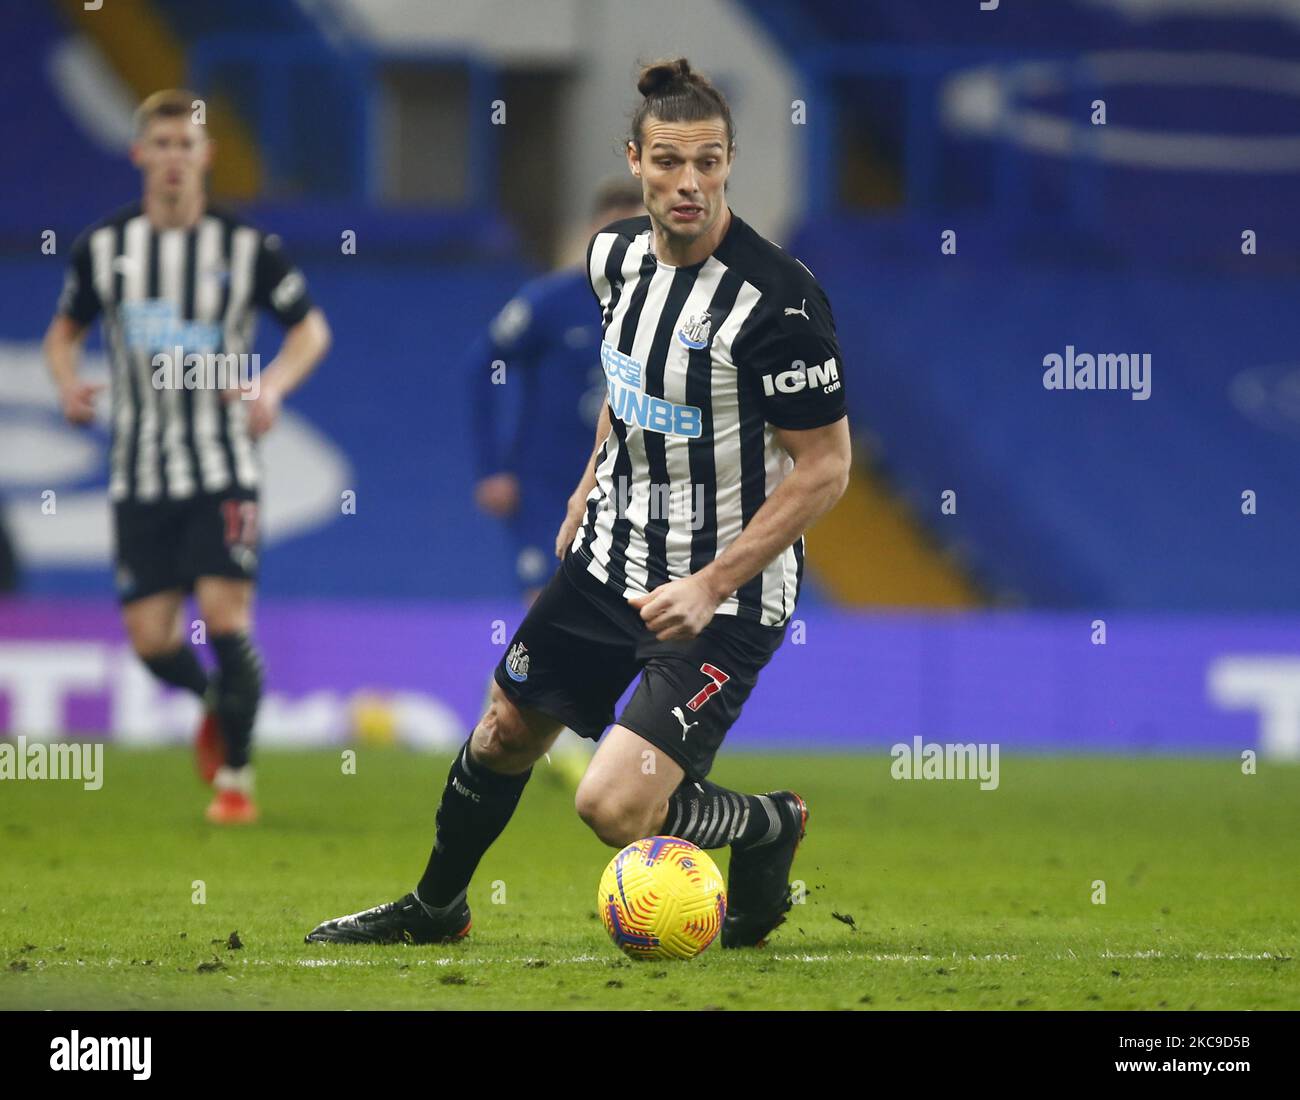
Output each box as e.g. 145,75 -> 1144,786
571,211 -> 847,628
57,201 -> 313,503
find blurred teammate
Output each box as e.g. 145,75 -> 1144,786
308,58 -> 850,948
43,90 -> 331,824
471,178 -> 644,787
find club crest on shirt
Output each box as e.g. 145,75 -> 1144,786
677,310 -> 711,350
505,641 -> 530,682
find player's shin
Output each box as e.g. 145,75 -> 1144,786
210,630 -> 263,769
415,738 -> 532,910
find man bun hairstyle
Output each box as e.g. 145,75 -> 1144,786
629,58 -> 735,153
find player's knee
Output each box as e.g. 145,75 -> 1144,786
205,608 -> 250,636
129,633 -> 176,661
125,618 -> 181,660
575,787 -> 652,848
474,685 -> 545,765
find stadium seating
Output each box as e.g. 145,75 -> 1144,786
741,0 -> 1300,608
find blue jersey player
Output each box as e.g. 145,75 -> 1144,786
472,180 -> 644,599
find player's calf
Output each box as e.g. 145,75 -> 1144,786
131,612 -> 224,788
412,690 -> 559,906
210,630 -> 262,770
307,686 -> 561,946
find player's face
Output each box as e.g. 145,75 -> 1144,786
629,117 -> 733,246
132,116 -> 211,198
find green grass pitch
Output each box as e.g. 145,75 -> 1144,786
1,747 -> 1296,1010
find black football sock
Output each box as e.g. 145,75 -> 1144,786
142,645 -> 210,698
416,739 -> 532,910
210,631 -> 263,770
661,778 -> 782,850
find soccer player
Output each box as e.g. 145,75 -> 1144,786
307,57 -> 850,947
43,90 -> 331,824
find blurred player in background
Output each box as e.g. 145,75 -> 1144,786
471,178 -> 644,787
472,178 -> 644,601
0,512 -> 17,592
43,90 -> 331,824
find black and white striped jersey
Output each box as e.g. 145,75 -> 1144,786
57,201 -> 313,503
570,211 -> 847,628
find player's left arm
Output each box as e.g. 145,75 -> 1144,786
630,418 -> 850,640
241,233 -> 331,437
631,278 -> 850,640
248,308 -> 331,436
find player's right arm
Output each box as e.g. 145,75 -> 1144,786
45,232 -> 104,425
554,402 -> 611,559
43,315 -> 102,425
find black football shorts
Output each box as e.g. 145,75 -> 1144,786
492,549 -> 786,779
113,491 -> 260,604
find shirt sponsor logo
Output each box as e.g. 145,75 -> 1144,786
600,340 -> 642,388
121,299 -> 222,354
601,340 -> 702,438
761,357 -> 840,397
269,269 -> 306,313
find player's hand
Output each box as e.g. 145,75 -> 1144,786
59,380 -> 104,425
219,376 -> 280,437
245,385 -> 282,438
627,575 -> 720,641
477,473 -> 521,517
554,502 -> 583,559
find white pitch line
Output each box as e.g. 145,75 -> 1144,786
12,949 -> 1290,971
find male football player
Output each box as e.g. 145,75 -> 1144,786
308,58 -> 849,946
45,90 -> 331,823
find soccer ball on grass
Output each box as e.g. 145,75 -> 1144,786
598,836 -> 726,960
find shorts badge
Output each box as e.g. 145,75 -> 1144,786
505,641 -> 530,682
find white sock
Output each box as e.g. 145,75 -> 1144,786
214,765 -> 254,795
